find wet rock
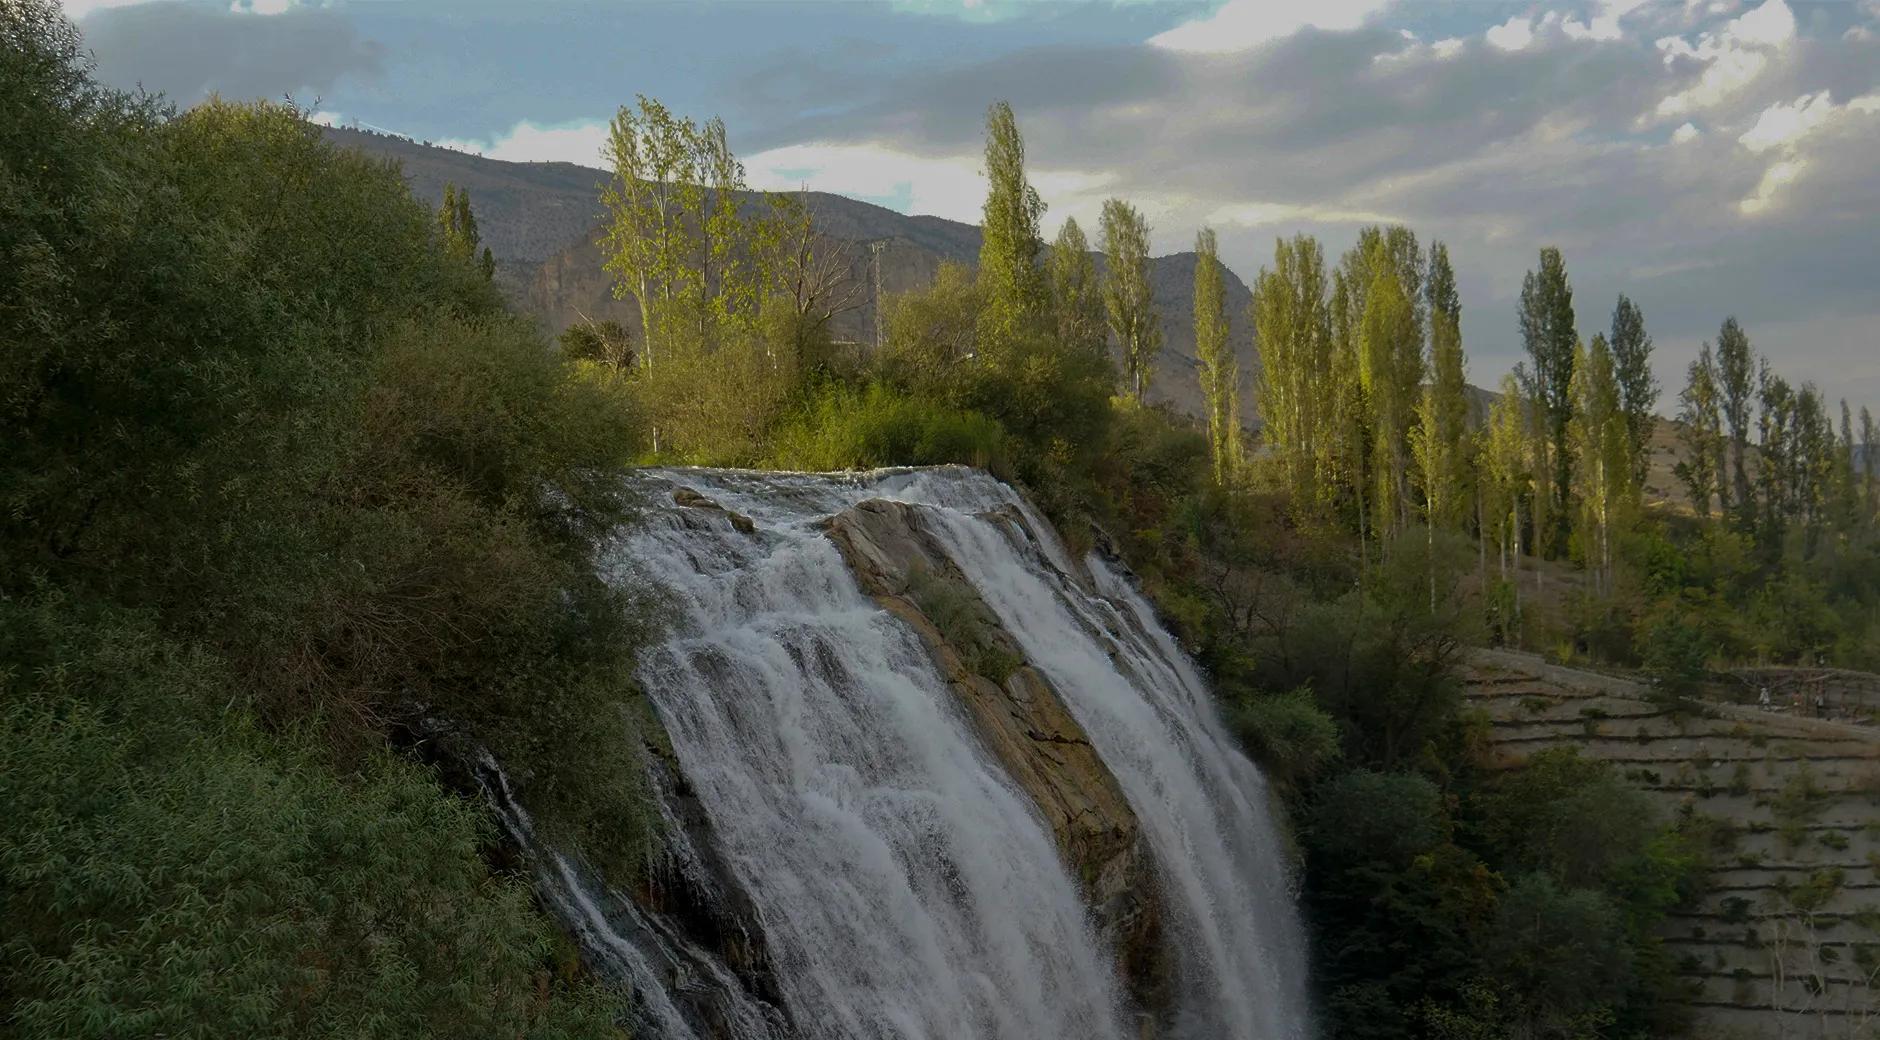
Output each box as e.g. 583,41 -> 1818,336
672,486 -> 757,536
825,497 -> 1167,1010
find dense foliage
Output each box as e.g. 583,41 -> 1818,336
2,7 -> 644,1035
10,1 -> 1873,1031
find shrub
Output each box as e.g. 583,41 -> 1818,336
0,600 -> 624,1040
1229,687 -> 1342,793
770,382 -> 1006,472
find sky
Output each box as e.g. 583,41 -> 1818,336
65,0 -> 1880,409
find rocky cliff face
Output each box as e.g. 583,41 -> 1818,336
824,498 -> 1167,1007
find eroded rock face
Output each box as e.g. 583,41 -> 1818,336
824,498 -> 1166,1009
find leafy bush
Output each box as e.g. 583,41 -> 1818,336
2,10 -> 657,1029
0,600 -> 624,1040
770,382 -> 1007,472
1229,687 -> 1342,794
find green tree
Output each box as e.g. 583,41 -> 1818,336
1518,247 -> 1577,555
558,319 -> 633,370
1418,241 -> 1470,529
1835,400 -> 1861,532
1862,405 -> 1878,521
977,100 -> 1047,346
1194,226 -> 1238,482
437,182 -> 493,279
1608,294 -> 1656,488
1570,335 -> 1629,594
600,96 -> 701,369
695,115 -> 748,333
1359,265 -> 1421,542
1716,316 -> 1756,523
1100,197 -> 1159,403
1520,363 -> 1556,581
1674,344 -> 1724,517
1755,363 -> 1793,550
1254,235 -> 1335,513
1483,375 -> 1532,595
1048,217 -> 1105,355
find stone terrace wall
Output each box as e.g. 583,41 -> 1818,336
1466,649 -> 1880,1040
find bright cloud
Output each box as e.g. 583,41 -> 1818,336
1670,121 -> 1701,144
1563,0 -> 1650,42
1653,0 -> 1795,120
1485,15 -> 1535,52
746,141 -> 1121,226
1149,0 -> 1389,54
745,142 -> 987,221
1738,157 -> 1804,215
1208,201 -> 1400,228
434,119 -> 612,168
59,0 -> 151,16
1734,91 -> 1880,213
1738,92 -> 1838,153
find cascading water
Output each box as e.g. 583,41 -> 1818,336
513,466 -> 1310,1040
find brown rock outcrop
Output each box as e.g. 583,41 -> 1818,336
824,498 -> 1166,1008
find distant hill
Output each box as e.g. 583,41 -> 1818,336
324,125 -> 1257,422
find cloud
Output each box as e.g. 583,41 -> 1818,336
714,1 -> 1880,399
1149,0 -> 1389,54
434,119 -> 612,167
1563,0 -> 1651,42
1738,91 -> 1838,153
1486,15 -> 1535,52
60,0 -> 151,17
1652,0 -> 1796,120
79,2 -> 379,104
1732,90 -> 1880,213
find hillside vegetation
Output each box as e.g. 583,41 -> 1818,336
2,8 -> 648,1036
5,3 -> 1878,1038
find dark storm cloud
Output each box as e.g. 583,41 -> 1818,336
81,2 -> 381,104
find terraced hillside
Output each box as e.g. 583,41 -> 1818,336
1466,649 -> 1880,1039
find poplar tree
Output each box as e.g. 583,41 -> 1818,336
1253,235 -> 1333,512
1484,374 -> 1532,588
1194,227 -> 1237,483
437,183 -> 493,279
1359,266 -> 1418,540
1518,247 -> 1577,554
1862,406 -> 1878,521
1420,241 -> 1470,530
1049,218 -> 1105,355
1754,364 -> 1793,550
1520,362 -> 1555,579
1837,400 -> 1861,532
1100,198 -> 1158,402
1795,386 -> 1833,550
978,101 -> 1046,345
601,96 -> 705,369
1328,267 -> 1372,549
1608,294 -> 1657,488
1674,345 -> 1724,517
1570,335 -> 1627,594
1716,316 -> 1756,523
696,116 -> 747,333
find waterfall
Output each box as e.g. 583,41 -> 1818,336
515,466 -> 1309,1040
